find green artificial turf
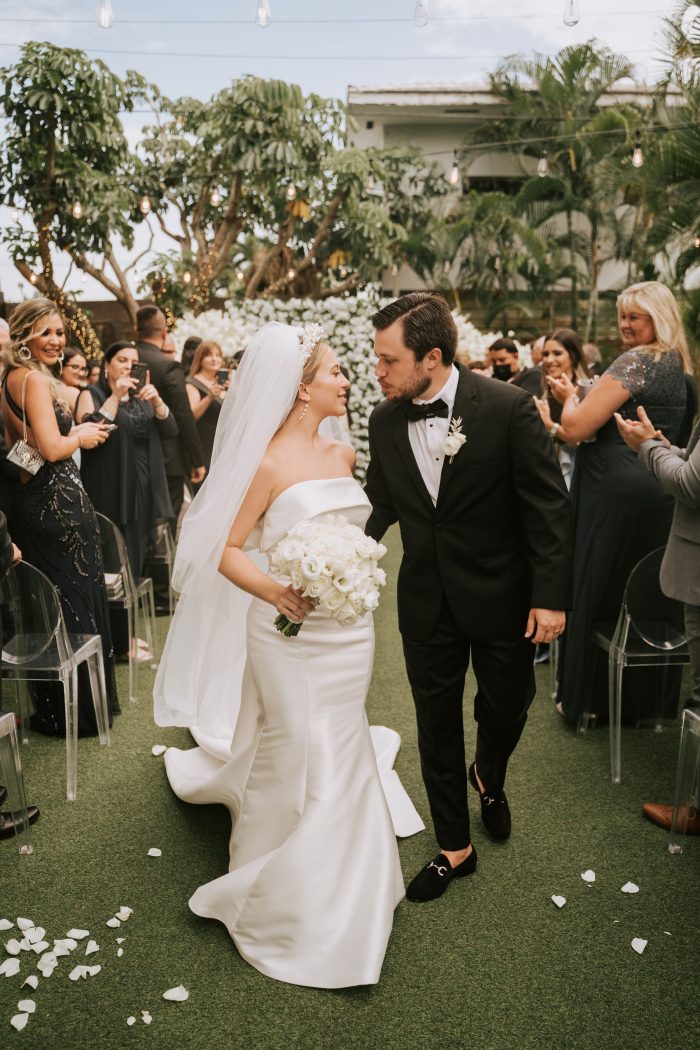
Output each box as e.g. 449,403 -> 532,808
1,525 -> 698,1050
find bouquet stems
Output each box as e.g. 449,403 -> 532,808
274,614 -> 303,637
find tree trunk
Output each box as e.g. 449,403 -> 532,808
584,227 -> 599,344
567,209 -> 578,327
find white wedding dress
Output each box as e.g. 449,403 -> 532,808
164,477 -> 415,988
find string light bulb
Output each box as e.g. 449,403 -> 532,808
209,187 -> 221,206
413,1 -> 430,28
391,262 -> 399,276
448,155 -> 460,186
97,1 -> 114,29
287,268 -> 295,280
632,136 -> 644,168
139,193 -> 151,215
286,181 -> 297,202
236,269 -> 245,281
695,234 -> 700,249
72,200 -> 83,219
255,0 -> 271,28
183,270 -> 192,285
563,0 -> 580,26
537,151 -> 549,177
29,274 -> 37,285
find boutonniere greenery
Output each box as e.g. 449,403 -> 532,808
442,417 -> 466,463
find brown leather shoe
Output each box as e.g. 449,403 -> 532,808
642,801 -> 700,834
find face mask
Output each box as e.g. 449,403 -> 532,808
492,364 -> 514,381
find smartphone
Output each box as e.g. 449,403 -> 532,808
216,368 -> 229,385
104,424 -> 118,432
129,362 -> 148,396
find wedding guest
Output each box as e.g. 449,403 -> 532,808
0,298 -> 118,736
185,340 -> 229,480
181,335 -> 202,376
549,281 -> 691,725
488,337 -> 542,396
87,362 -> 102,385
162,333 -> 177,360
583,342 -> 605,377
616,404 -> 700,836
58,347 -> 88,416
133,305 -> 205,521
76,341 -> 176,577
534,328 -> 591,490
530,335 -> 545,366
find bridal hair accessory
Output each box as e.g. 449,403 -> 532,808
297,323 -> 326,365
442,416 -> 466,463
18,345 -> 32,362
6,371 -> 45,475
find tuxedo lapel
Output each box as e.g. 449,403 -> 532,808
390,405 -> 435,512
436,365 -> 479,506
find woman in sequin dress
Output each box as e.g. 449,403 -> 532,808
547,283 -> 692,725
1,299 -> 118,736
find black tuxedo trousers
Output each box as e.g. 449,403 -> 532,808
365,366 -> 572,849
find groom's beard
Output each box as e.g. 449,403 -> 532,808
385,370 -> 431,402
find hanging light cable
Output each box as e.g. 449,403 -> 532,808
537,151 -> 549,177
413,1 -> 430,28
632,135 -> 644,168
563,0 -> 580,26
448,154 -> 460,186
255,0 -> 271,28
97,1 -> 115,29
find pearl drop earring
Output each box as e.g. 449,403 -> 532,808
298,400 -> 309,421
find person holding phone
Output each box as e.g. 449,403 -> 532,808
76,341 -> 177,578
185,339 -> 230,487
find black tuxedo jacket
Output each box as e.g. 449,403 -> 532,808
135,341 -> 205,477
364,364 -> 573,643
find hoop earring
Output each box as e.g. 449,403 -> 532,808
298,400 -> 309,422
57,352 -> 64,365
18,345 -> 31,361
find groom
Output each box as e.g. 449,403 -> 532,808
364,293 -> 572,902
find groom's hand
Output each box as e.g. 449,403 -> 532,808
525,608 -> 565,644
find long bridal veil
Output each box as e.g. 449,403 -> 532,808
154,322 -> 306,735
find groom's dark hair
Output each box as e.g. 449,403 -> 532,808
372,292 -> 457,365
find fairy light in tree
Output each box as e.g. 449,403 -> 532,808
632,136 -> 644,168
139,193 -> 152,215
563,0 -> 580,26
287,268 -> 295,280
97,0 -> 114,29
448,154 -> 460,186
286,181 -> 297,202
695,234 -> 700,249
183,270 -> 192,285
209,187 -> 222,206
255,0 -> 271,28
29,273 -> 37,285
413,1 -> 429,28
236,269 -> 245,281
537,151 -> 549,177
72,200 -> 83,219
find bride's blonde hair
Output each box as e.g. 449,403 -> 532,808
300,339 -> 329,386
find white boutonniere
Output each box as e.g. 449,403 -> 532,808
442,416 -> 466,463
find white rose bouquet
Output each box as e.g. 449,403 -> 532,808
268,515 -> 388,637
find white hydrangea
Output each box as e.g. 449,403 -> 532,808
173,295 -> 525,479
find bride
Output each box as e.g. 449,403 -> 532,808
154,322 -> 413,988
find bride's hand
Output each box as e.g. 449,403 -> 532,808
275,584 -> 315,623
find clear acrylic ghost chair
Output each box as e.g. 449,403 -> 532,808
0,561 -> 110,802
0,711 -> 33,855
149,521 -> 176,616
668,707 -> 700,855
590,547 -> 690,784
96,513 -> 156,704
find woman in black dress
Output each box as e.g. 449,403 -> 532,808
1,299 -> 117,736
534,328 -> 591,490
185,340 -> 229,486
76,341 -> 176,578
548,282 -> 692,725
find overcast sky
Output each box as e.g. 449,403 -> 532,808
0,0 -> 676,303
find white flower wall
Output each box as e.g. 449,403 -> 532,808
173,296 -> 523,478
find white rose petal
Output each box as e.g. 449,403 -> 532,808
18,938 -> 31,952
664,931 -> 672,936
38,952 -> 57,968
0,958 -> 21,977
22,976 -> 38,990
106,918 -> 121,929
25,927 -> 45,944
84,940 -> 99,956
61,938 -> 78,951
16,919 -> 33,932
87,965 -> 101,977
621,881 -> 640,894
17,1000 -> 36,1014
30,941 -> 49,955
69,966 -> 88,981
163,984 -> 189,1002
631,937 -> 648,955
116,907 -> 132,921
147,848 -> 162,858
10,1014 -> 29,1032
0,920 -> 14,931
127,1017 -> 136,1027
117,948 -> 124,958
5,939 -> 21,955
142,1012 -> 153,1025
66,929 -> 89,940
580,870 -> 596,883
151,745 -> 167,756
551,895 -> 567,909
116,938 -> 125,944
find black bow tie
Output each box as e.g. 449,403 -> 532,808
403,398 -> 449,422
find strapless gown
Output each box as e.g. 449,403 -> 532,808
164,478 -> 414,988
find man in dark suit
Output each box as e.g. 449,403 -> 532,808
365,293 -> 572,901
134,305 -> 206,520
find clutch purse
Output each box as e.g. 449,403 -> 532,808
5,370 -> 45,475
7,438 -> 45,475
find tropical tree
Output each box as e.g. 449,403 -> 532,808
0,42 -> 152,352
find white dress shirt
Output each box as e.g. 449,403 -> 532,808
407,365 -> 459,506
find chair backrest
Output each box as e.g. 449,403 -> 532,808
624,546 -> 687,650
0,560 -> 72,666
95,513 -> 137,600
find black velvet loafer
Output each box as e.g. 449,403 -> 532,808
468,762 -> 511,840
0,806 -> 40,841
406,847 -> 477,902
